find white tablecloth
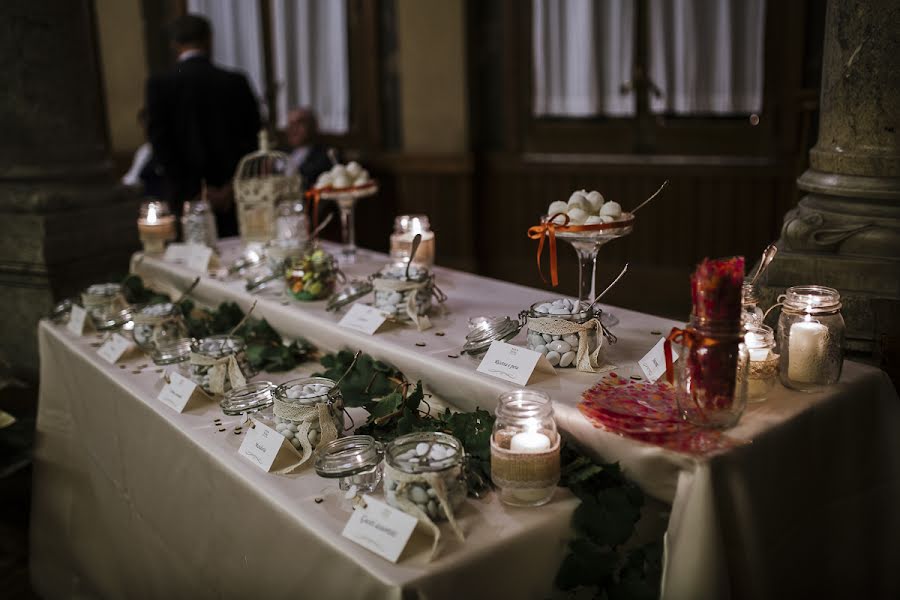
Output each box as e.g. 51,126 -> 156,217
30,240 -> 900,599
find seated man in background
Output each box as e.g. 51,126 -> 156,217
284,107 -> 333,189
145,14 -> 260,237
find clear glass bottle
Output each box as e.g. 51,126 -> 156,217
189,335 -> 253,395
384,432 -> 467,522
674,316 -> 750,429
390,214 -> 435,267
741,279 -> 764,330
315,435 -> 385,493
744,324 -> 778,402
137,200 -> 176,254
272,377 -> 344,451
490,390 -> 560,507
181,198 -> 218,247
524,299 -> 599,368
131,302 -> 189,357
777,285 -> 845,392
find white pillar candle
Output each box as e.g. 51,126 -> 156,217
744,330 -> 770,362
788,320 -> 828,383
510,431 -> 551,453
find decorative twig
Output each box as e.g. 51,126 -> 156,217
228,300 -> 258,337
174,276 -> 201,305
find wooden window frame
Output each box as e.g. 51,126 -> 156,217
511,0 -> 809,160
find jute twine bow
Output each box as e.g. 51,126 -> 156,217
372,276 -> 436,332
383,463 -> 465,561
189,352 -> 246,396
271,398 -> 339,474
527,316 -> 606,372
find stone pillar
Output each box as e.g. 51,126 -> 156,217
763,0 -> 900,353
0,1 -> 141,380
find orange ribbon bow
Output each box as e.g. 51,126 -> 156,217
304,188 -> 323,236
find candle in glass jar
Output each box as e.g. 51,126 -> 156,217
788,320 -> 828,383
510,431 -> 551,453
744,330 -> 771,362
138,201 -> 176,254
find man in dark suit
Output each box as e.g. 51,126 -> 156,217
284,107 -> 333,189
145,14 -> 260,237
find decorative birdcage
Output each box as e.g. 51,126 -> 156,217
233,130 -> 302,248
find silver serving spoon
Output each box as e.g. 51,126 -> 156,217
750,244 -> 778,286
405,233 -> 422,280
590,263 -> 629,305
310,211 -> 334,240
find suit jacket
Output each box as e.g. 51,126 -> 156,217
146,55 -> 260,236
297,144 -> 334,190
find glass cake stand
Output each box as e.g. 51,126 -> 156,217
317,182 -> 379,264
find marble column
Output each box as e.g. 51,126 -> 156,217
0,1 -> 141,380
763,0 -> 900,353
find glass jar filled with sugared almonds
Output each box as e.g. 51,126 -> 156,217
189,335 -> 253,395
384,432 -> 467,522
272,377 -> 344,451
371,262 -> 436,320
524,298 -> 599,368
81,283 -> 130,330
131,302 -> 189,355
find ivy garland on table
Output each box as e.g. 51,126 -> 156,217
123,275 -> 662,597
121,275 -> 315,372
316,349 -> 663,599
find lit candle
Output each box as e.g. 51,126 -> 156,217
138,201 -> 176,254
744,330 -> 770,362
788,319 -> 828,383
510,431 -> 551,453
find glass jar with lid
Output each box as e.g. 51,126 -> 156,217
776,285 -> 845,392
151,337 -> 193,376
181,197 -> 218,248
490,390 -> 560,507
131,302 -> 189,358
673,316 -> 750,429
744,324 -> 778,402
741,279 -> 765,329
390,214 -> 435,267
273,377 -> 344,454
220,381 -> 276,417
384,432 -> 467,523
524,298 -> 605,369
371,262 -> 442,323
189,335 -> 254,395
81,283 -> 131,330
315,435 -> 384,494
284,245 -> 341,301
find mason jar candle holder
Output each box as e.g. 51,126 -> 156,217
273,377 -> 344,454
315,435 -> 385,494
384,432 -> 467,523
776,285 -> 845,392
390,214 -> 435,267
131,302 -> 189,358
81,283 -> 131,330
137,200 -> 176,254
744,324 -> 778,402
490,390 -> 560,507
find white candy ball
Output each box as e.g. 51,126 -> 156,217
567,191 -> 590,212
346,161 -> 362,177
599,201 -> 622,218
332,174 -> 351,189
550,213 -> 567,224
547,200 -> 568,216
566,207 -> 589,224
585,191 -> 605,212
584,215 -> 606,226
354,170 -> 370,185
315,173 -> 333,189
330,165 -> 347,178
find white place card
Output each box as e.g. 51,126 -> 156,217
97,333 -> 132,364
238,420 -> 290,472
338,303 -> 388,335
342,495 -> 418,563
157,371 -> 207,413
164,243 -> 212,272
67,305 -> 90,335
476,341 -> 556,386
638,337 -> 679,383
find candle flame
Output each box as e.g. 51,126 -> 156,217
146,203 -> 158,224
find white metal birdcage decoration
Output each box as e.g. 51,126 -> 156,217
233,129 -> 302,246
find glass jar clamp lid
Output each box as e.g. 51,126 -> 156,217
461,315 -> 522,356
220,381 -> 277,416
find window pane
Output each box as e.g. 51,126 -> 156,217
647,0 -> 766,115
271,0 -> 350,134
532,0 -> 635,117
187,0 -> 267,117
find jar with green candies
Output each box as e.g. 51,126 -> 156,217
284,245 -> 342,301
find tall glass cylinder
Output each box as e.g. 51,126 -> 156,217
490,390 -> 560,507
